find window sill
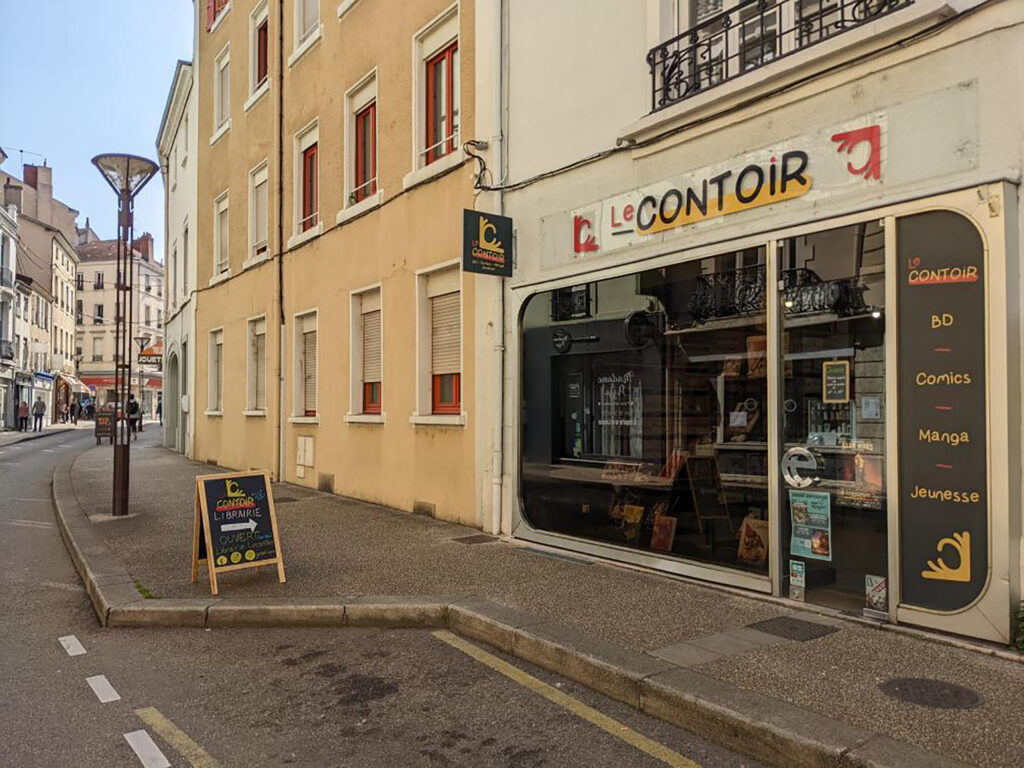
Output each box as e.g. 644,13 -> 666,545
402,150 -> 465,192
336,190 -> 383,226
209,120 -> 231,147
288,24 -> 323,69
208,270 -> 232,287
409,413 -> 466,427
242,252 -> 270,271
344,412 -> 385,424
287,222 -> 323,250
209,4 -> 231,34
243,80 -> 271,113
243,409 -> 266,417
337,0 -> 359,21
204,410 -> 223,417
289,415 -> 320,425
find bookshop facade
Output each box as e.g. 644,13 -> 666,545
506,76 -> 1020,644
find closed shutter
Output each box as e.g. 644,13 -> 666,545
254,332 -> 266,410
362,310 -> 381,383
214,341 -> 223,410
430,292 -> 460,375
303,330 -> 317,415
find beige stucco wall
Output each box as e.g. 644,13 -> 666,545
194,0 -> 483,526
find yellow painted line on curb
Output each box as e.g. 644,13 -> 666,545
134,707 -> 222,768
432,630 -> 700,768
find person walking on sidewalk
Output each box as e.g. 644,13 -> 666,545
17,400 -> 29,432
156,399 -> 162,426
70,398 -> 80,425
31,396 -> 46,432
127,394 -> 140,440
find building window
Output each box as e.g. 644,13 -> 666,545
215,192 -> 230,274
171,244 -> 178,304
418,265 -> 461,416
425,40 -> 459,165
215,46 -> 230,129
247,316 -> 267,411
208,329 -> 224,412
297,0 -> 319,44
182,223 -> 190,292
251,2 -> 269,92
145,274 -> 152,293
354,101 -> 377,203
350,288 -> 382,415
294,311 -> 317,417
250,162 -> 269,258
301,143 -> 318,232
76,299 -> 83,324
76,274 -> 84,291
94,272 -> 104,289
145,305 -> 151,327
92,336 -> 102,362
94,304 -> 104,325
157,309 -> 163,329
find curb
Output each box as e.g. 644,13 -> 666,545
1,427 -> 73,447
50,456 -> 973,768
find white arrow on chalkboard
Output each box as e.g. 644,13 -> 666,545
221,520 -> 258,532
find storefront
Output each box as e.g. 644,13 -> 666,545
510,114 -> 1018,644
31,372 -> 54,427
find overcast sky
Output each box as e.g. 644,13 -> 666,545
0,0 -> 194,271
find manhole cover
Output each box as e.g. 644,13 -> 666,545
275,496 -> 298,504
746,616 -> 839,642
879,678 -> 982,710
452,534 -> 497,545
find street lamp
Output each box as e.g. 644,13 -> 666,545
92,153 -> 158,517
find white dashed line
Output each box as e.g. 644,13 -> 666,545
41,449 -> 54,453
86,674 -> 121,703
124,730 -> 171,768
5,520 -> 54,529
59,635 -> 86,656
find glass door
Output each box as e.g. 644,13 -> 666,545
778,220 -> 890,615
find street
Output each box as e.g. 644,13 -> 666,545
0,431 -> 761,768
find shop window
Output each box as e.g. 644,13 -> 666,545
521,248 -> 769,575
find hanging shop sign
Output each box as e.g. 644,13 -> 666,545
463,209 -> 513,276
192,471 -> 286,596
897,212 -> 988,612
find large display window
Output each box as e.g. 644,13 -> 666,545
521,248 -> 772,575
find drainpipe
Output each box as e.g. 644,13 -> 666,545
489,0 -> 507,536
275,0 -> 286,482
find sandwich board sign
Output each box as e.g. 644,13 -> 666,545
191,470 -> 285,595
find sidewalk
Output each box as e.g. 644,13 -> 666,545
0,420 -> 90,447
60,430 -> 1024,767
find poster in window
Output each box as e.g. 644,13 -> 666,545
737,516 -> 768,565
789,490 -> 831,561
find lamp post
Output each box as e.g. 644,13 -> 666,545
92,153 -> 158,517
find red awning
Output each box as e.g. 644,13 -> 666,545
80,376 -> 116,391
145,378 -> 162,388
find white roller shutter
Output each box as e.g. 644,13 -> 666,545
430,292 -> 460,375
254,331 -> 266,410
303,330 -> 317,415
362,309 -> 381,383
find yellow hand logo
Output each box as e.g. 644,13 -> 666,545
479,218 -> 504,254
921,531 -> 971,582
225,479 -> 245,498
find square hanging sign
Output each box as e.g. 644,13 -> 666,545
463,209 -> 513,277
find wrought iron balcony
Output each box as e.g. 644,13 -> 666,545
0,340 -> 14,361
647,0 -> 913,112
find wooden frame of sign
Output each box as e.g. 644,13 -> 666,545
191,470 -> 286,596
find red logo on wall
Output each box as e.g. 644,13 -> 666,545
573,214 -> 598,254
831,125 -> 882,181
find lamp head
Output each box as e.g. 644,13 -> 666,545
91,153 -> 158,200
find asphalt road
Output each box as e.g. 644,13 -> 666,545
0,430 -> 763,768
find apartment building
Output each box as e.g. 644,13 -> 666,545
0,178 -> 17,428
158,59 -> 199,455
75,232 -> 165,418
498,0 -> 1024,644
193,0 -> 494,527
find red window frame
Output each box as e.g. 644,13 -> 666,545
425,40 -> 458,165
354,101 -> 377,203
363,381 -> 381,414
256,19 -> 269,86
301,143 -> 318,231
431,373 -> 460,414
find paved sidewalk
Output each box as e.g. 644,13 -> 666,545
0,421 -> 90,447
65,430 -> 1024,767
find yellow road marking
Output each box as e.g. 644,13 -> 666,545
134,707 -> 222,768
432,630 -> 700,768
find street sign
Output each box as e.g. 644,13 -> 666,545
463,209 -> 513,276
191,470 -> 285,595
138,353 -> 162,367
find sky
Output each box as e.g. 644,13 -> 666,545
0,0 -> 194,268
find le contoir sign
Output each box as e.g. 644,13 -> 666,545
635,151 -> 811,235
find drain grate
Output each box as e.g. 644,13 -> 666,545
746,616 -> 839,642
452,534 -> 497,545
879,677 -> 982,710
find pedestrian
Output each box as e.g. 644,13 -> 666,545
70,398 -> 80,425
156,399 -> 162,425
17,400 -> 29,432
60,401 -> 69,424
32,396 -> 46,432
127,394 -> 140,440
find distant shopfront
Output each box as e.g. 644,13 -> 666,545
512,111 -> 1017,644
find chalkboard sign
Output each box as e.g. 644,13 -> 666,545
897,211 -> 987,612
94,411 -> 114,445
191,471 -> 285,595
821,360 -> 850,403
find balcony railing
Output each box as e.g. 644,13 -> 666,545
647,0 -> 913,112
0,340 -> 14,360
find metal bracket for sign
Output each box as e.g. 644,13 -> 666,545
192,470 -> 286,596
